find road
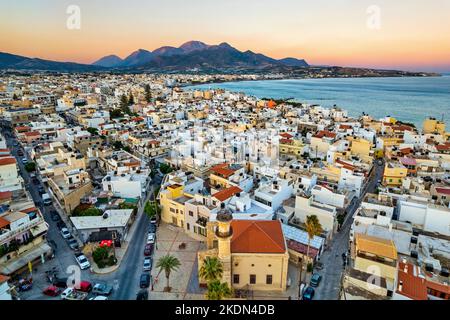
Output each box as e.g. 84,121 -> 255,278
2,125 -> 162,300
314,160 -> 385,300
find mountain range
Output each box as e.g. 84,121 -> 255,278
92,41 -> 309,71
0,41 -> 308,72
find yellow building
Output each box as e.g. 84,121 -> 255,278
382,162 -> 408,187
423,118 -> 446,135
198,208 -> 289,292
350,138 -> 371,157
159,184 -> 191,227
279,136 -> 304,159
353,234 -> 398,289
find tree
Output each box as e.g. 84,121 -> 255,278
159,163 -> 173,174
24,162 -> 36,172
300,215 -> 323,281
156,255 -> 181,292
119,94 -> 128,109
199,257 -> 223,283
144,84 -> 152,102
110,109 -> 123,119
144,200 -> 160,219
206,280 -> 232,300
113,141 -> 124,150
87,127 -> 98,135
128,92 -> 135,106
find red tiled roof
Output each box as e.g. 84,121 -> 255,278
213,186 -> 242,202
336,159 -> 355,171
400,157 -> 417,166
210,163 -> 235,178
231,220 -> 286,254
0,274 -> 9,284
280,133 -> 293,139
339,124 -> 352,130
280,138 -> 293,144
313,130 -> 336,139
396,262 -> 428,300
0,216 -> 10,229
286,239 -> 319,259
24,131 -> 40,137
0,191 -> 13,201
426,279 -> 450,296
435,187 -> 450,196
0,157 -> 16,166
21,207 -> 38,213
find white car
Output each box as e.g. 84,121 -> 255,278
89,295 -> 108,300
60,228 -> 71,239
75,253 -> 91,270
21,158 -> 28,164
143,257 -> 152,271
146,233 -> 155,244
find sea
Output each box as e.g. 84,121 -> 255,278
187,75 -> 450,128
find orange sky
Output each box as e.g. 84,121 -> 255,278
1,0 -> 449,72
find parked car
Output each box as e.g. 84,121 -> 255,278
148,224 -> 157,234
51,211 -> 61,222
17,150 -> 24,156
136,289 -> 148,300
146,233 -> 155,244
75,252 -> 91,270
42,193 -> 52,205
53,277 -> 69,289
21,158 -> 28,164
150,216 -> 157,225
56,221 -> 67,230
92,282 -> 113,296
139,273 -> 151,288
143,257 -> 152,271
310,274 -> 322,287
67,237 -> 79,250
302,286 -> 315,300
89,295 -> 108,300
42,285 -> 61,297
32,177 -> 39,185
76,281 -> 93,293
60,228 -> 71,239
61,287 -> 88,300
144,243 -> 154,256
38,185 -> 45,194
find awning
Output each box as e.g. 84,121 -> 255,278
30,222 -> 48,237
0,242 -> 52,275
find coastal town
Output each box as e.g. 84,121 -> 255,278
0,72 -> 449,301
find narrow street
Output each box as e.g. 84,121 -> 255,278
314,160 -> 384,300
3,126 -> 163,300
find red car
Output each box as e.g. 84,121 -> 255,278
144,243 -> 154,256
76,281 -> 93,292
43,285 -> 61,297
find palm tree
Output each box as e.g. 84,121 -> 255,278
156,255 -> 181,292
199,257 -> 224,283
302,215 -> 323,279
206,280 -> 232,300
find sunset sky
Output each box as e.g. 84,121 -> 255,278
1,0 -> 449,72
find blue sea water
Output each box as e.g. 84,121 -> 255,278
187,75 -> 450,128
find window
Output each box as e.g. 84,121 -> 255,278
189,211 -> 194,217
249,274 -> 256,284
266,275 -> 273,285
170,208 -> 176,213
233,274 -> 240,284
187,223 -> 190,231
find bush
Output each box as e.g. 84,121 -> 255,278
24,162 -> 36,172
72,205 -> 102,217
92,246 -> 117,269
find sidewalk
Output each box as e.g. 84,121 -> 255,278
90,185 -> 154,274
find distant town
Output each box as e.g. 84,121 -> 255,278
0,72 -> 449,301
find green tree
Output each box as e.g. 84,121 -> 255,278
199,257 -> 223,283
24,162 -> 36,172
87,127 -> 98,135
144,84 -> 152,102
156,255 -> 181,292
113,141 -> 124,150
128,92 -> 135,106
110,109 -> 123,119
144,200 -> 160,219
301,215 -> 323,280
120,94 -> 128,109
92,246 -> 109,264
159,163 -> 173,174
206,280 -> 232,300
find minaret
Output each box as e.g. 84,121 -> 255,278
216,203 -> 233,287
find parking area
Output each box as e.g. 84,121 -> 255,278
149,223 -> 206,300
